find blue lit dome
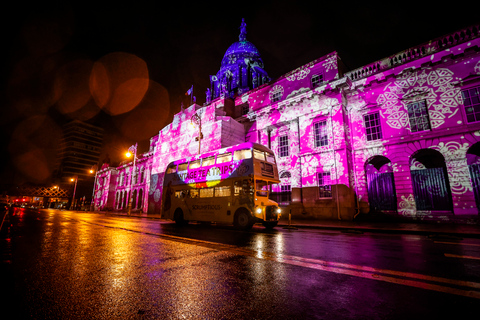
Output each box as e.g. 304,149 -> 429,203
220,40 -> 264,69
206,19 -> 270,102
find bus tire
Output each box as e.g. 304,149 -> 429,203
262,221 -> 278,229
174,208 -> 187,226
234,209 -> 253,230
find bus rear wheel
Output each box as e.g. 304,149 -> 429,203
234,209 -> 253,230
262,221 -> 278,229
174,208 -> 187,226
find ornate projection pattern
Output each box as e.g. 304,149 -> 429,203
91,22 -> 480,220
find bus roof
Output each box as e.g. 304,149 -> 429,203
166,142 -> 275,167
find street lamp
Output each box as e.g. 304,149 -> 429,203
126,143 -> 138,216
191,113 -> 203,155
70,176 -> 78,210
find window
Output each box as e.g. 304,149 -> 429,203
311,73 -> 323,88
253,149 -> 265,160
364,112 -> 382,141
407,101 -> 431,132
242,104 -> 249,115
278,135 -> 289,157
178,162 -> 188,171
202,156 -> 215,167
216,153 -> 231,164
280,185 -> 291,202
314,120 -> 328,147
255,180 -> 269,197
271,91 -> 282,102
234,149 -> 252,160
318,172 -> 332,198
215,186 -> 231,197
266,152 -> 275,163
190,189 -> 199,198
190,159 -> 201,169
200,188 -> 214,198
462,86 -> 480,123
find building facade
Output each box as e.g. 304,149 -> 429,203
56,120 -> 104,182
93,22 -> 480,222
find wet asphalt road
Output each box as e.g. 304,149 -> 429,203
1,208 -> 480,319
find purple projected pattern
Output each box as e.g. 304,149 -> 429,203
93,21 -> 480,221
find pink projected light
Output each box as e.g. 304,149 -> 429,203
92,21 -> 480,223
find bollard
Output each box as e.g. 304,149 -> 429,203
283,209 -> 297,230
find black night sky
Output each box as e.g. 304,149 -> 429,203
1,1 -> 479,188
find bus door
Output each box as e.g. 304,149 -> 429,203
234,179 -> 254,209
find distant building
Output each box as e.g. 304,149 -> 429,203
56,120 -> 103,182
94,21 -> 480,223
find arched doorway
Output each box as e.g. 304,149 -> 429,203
467,142 -> 480,212
138,189 -> 143,211
366,156 -> 397,212
132,190 -> 137,209
410,149 -> 453,211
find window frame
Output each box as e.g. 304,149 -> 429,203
271,91 -> 282,103
318,172 -> 332,198
278,135 -> 289,158
314,120 -> 329,147
407,100 -> 431,132
364,112 -> 383,141
311,73 -> 324,88
462,85 -> 480,123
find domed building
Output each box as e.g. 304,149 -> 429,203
92,20 -> 480,224
207,19 -> 270,102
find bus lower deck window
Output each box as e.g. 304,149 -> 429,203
190,189 -> 199,198
200,188 -> 214,198
215,186 -> 231,197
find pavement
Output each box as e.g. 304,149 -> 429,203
94,210 -> 480,239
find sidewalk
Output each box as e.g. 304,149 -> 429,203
96,210 -> 480,239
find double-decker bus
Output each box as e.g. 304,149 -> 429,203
162,142 -> 281,229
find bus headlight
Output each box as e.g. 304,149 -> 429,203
256,207 -> 262,214
277,208 -> 281,214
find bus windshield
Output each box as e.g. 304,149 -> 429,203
256,180 -> 270,197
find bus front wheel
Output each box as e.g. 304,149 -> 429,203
174,208 -> 187,226
234,209 -> 253,230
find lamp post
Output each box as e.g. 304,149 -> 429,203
191,113 -> 203,155
70,176 -> 78,211
90,165 -> 98,211
126,143 -> 138,216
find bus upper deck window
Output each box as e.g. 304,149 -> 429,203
266,152 -> 275,163
253,149 -> 265,161
202,156 -> 215,167
178,162 -> 188,171
190,159 -> 201,169
234,149 -> 252,160
166,164 -> 177,174
217,152 -> 231,164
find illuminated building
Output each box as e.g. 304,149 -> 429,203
94,21 -> 480,222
